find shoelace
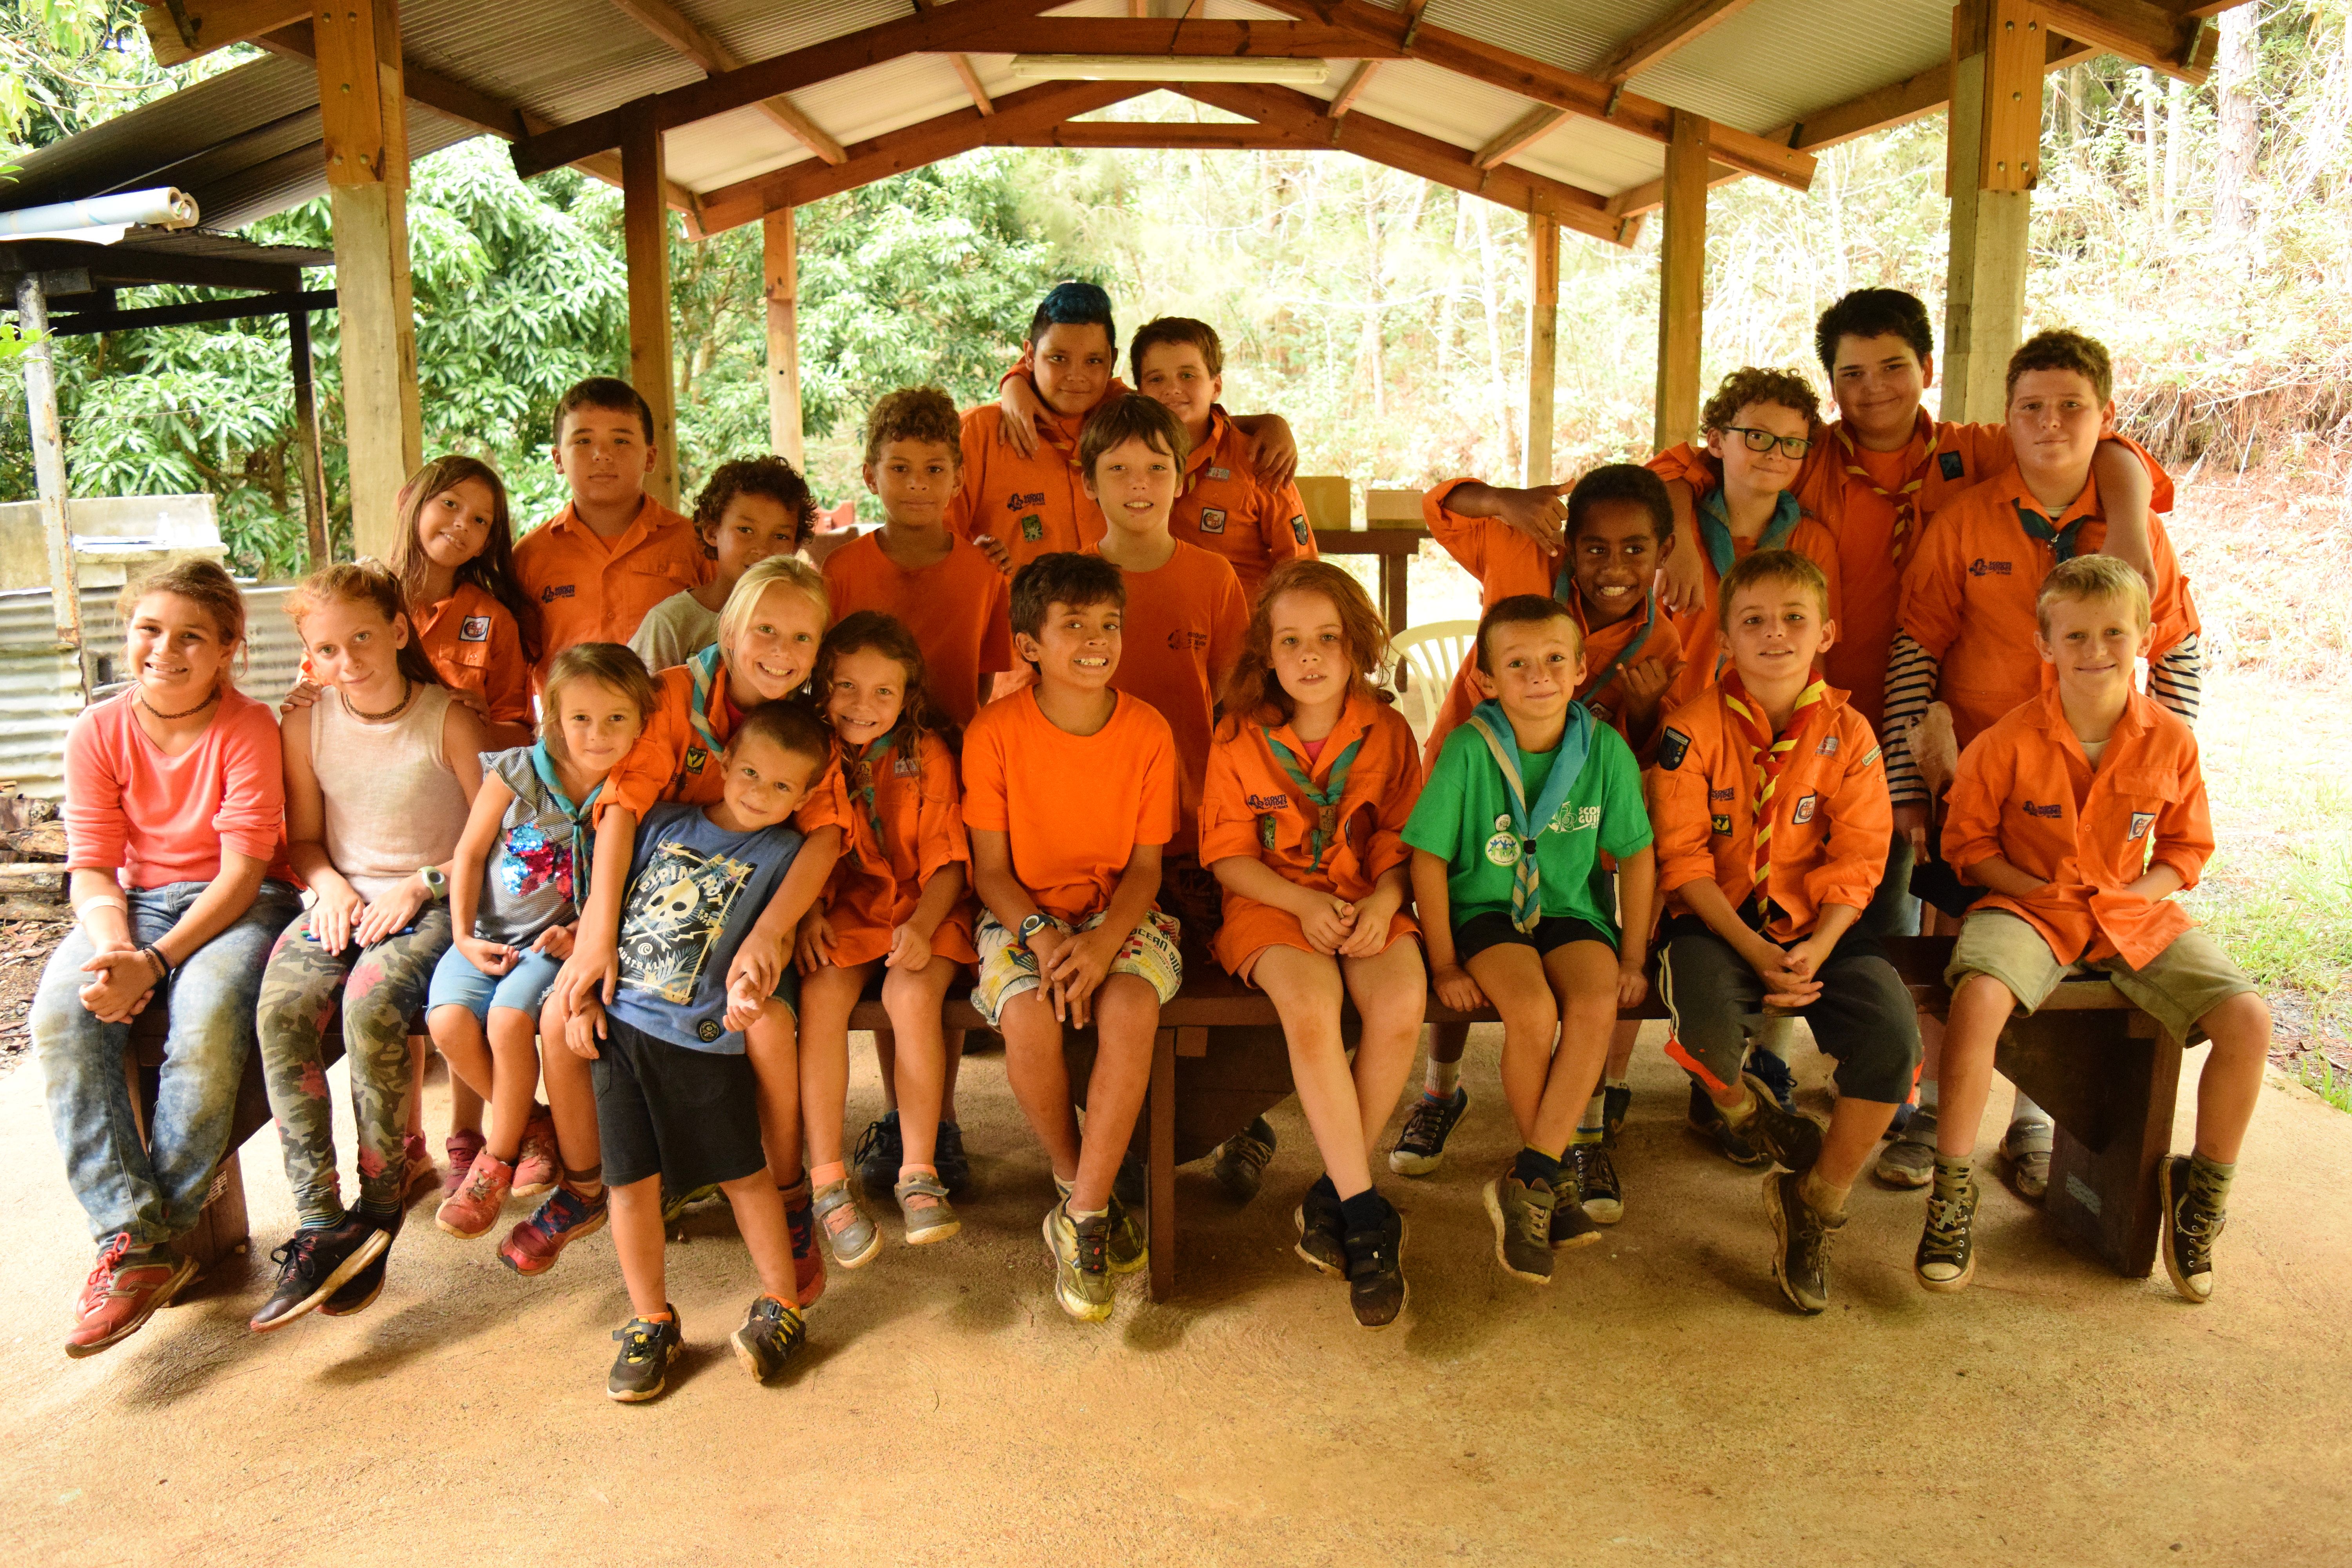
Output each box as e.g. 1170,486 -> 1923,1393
1226,1131 -> 1274,1174
1512,1183 -> 1553,1247
1923,1187 -> 1973,1247
88,1233 -> 133,1286
614,1321 -> 666,1359
269,1232 -> 323,1285
2175,1192 -> 2224,1262
851,1118 -> 898,1172
1071,1218 -> 1110,1274
1402,1095 -> 1455,1146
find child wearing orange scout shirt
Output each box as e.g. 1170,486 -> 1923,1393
391,455 -> 540,753
794,613 -> 980,1260
514,378 -> 710,683
949,283 -> 1122,573
1915,557 -> 2265,1304
825,388 -> 1014,730
1648,550 -> 1918,1316
1201,560 -> 1422,1328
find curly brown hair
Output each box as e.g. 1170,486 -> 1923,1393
1219,559 -> 1390,732
1700,367 -> 1822,435
862,387 -> 963,468
813,610 -> 958,766
692,456 -> 816,557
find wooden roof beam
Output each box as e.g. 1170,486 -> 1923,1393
2034,0 -> 2219,85
604,0 -> 847,164
1590,0 -> 1762,85
908,0 -> 994,115
1474,105 -> 1569,169
140,0 -> 307,67
1323,0 -> 1423,120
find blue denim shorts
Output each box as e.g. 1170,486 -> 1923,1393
426,942 -> 564,1024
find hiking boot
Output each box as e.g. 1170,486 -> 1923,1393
1915,1174 -> 1980,1293
436,1149 -> 516,1240
1763,1171 -> 1844,1315
1390,1086 -> 1468,1177
607,1309 -> 682,1403
1105,1190 -> 1147,1274
1294,1181 -> 1346,1278
1345,1198 -> 1408,1330
1569,1142 -> 1622,1226
811,1178 -> 882,1269
1737,1071 -> 1826,1173
893,1171 -> 961,1245
1688,1080 -> 1771,1169
934,1121 -> 972,1194
401,1133 -> 439,1207
731,1294 -> 807,1383
513,1108 -> 559,1198
442,1128 -> 485,1198
318,1208 -> 401,1317
1746,1048 -> 1798,1112
1483,1171 -> 1555,1284
499,1183 -> 608,1277
2159,1155 -> 2226,1305
65,1236 -> 196,1359
1044,1201 -> 1114,1322
853,1111 -> 903,1195
1601,1083 -> 1632,1149
1547,1162 -> 1603,1251
1211,1115 -> 1277,1203
2002,1116 -> 2054,1202
1876,1108 -> 1938,1189
1113,1148 -> 1147,1210
249,1215 -> 387,1331
780,1176 -> 828,1309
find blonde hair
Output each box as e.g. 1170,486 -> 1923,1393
541,642 -> 657,757
716,555 -> 829,665
1717,548 -> 1830,633
118,555 -> 247,650
2036,554 -> 2151,636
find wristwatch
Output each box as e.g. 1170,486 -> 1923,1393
1016,913 -> 1051,946
420,866 -> 449,902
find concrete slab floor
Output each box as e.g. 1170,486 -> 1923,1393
0,1024 -> 2345,1568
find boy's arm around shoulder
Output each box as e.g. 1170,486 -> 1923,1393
1422,477 -> 1566,568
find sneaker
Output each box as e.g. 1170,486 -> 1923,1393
730,1294 -> 807,1383
401,1133 -> 438,1207
64,1236 -> 196,1359
780,1176 -> 828,1309
436,1149 -> 516,1240
2158,1155 -> 2225,1305
1875,1108 -> 1939,1189
1746,1048 -> 1798,1112
1762,1171 -> 1844,1314
660,1181 -> 722,1227
318,1208 -> 401,1316
853,1111 -> 903,1196
1483,1171 -> 1555,1284
1390,1086 -> 1468,1177
499,1183 -> 609,1276
893,1171 -> 961,1245
1687,1080 -> 1770,1169
607,1309 -> 682,1402
1546,1163 -> 1603,1251
1601,1083 -> 1632,1149
1210,1115 -> 1276,1203
1737,1071 -> 1826,1173
249,1215 -> 388,1331
1113,1149 -> 1147,1210
441,1129 -> 485,1198
1915,1174 -> 1980,1292
2002,1116 -> 2054,1202
1293,1182 -> 1346,1278
811,1178 -> 882,1269
512,1108 -> 559,1198
1569,1143 -> 1622,1226
1044,1201 -> 1115,1322
933,1121 -> 972,1195
1104,1190 -> 1147,1275
1344,1198 -> 1408,1330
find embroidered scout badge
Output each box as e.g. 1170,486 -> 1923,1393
1199,508 -> 1228,535
1791,793 -> 1818,825
1939,451 -> 1966,481
683,747 -> 710,774
459,615 -> 491,642
2129,811 -> 2156,841
1019,513 -> 1045,541
1658,728 -> 1691,771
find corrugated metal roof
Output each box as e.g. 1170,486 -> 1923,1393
1624,0 -> 1955,135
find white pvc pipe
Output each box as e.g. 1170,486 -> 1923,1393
0,187 -> 199,238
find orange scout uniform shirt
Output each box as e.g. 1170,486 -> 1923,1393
1941,684 -> 2212,970
960,689 -> 1180,926
601,660 -> 846,837
1102,539 -> 1250,858
948,403 -> 1108,572
818,730 -> 980,968
1421,479 -> 1682,769
513,495 -> 708,683
1198,691 -> 1423,976
821,531 -> 1013,731
1172,408 -> 1318,603
412,581 -> 533,732
1897,467 -> 2200,752
1647,683 -> 1892,942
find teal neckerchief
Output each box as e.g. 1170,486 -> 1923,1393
1697,488 -> 1802,579
1546,573 -> 1657,703
848,733 -> 898,864
684,643 -> 727,759
1263,722 -> 1367,872
2016,499 -> 2089,563
527,740 -> 603,895
1464,698 -> 1592,932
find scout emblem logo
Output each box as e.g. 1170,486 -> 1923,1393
1968,558 -> 2013,577
2129,811 -> 2156,841
459,615 -> 491,642
1208,466 -> 1230,481
539,584 -> 575,602
1199,507 -> 1228,535
1485,830 -> 1523,867
1657,728 -> 1691,771
1816,735 -> 1839,755
1711,814 -> 1734,836
683,746 -> 710,775
1259,814 -> 1278,850
1791,792 -> 1818,825
1019,513 -> 1045,541
1290,514 -> 1310,545
697,1019 -> 722,1042
1939,451 -> 1966,481
894,754 -> 920,777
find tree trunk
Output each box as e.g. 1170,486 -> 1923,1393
2141,69 -> 2163,247
2214,6 -> 2260,244
2162,74 -> 2186,238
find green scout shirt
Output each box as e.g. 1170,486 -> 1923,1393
1402,717 -> 1653,935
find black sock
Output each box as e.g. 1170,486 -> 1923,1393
1513,1146 -> 1564,1189
1339,1189 -> 1386,1235
1309,1172 -> 1340,1203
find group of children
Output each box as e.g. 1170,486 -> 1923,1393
65,277 -> 2270,1401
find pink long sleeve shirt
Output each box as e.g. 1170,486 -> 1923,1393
64,689 -> 293,889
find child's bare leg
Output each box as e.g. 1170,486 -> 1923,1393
1074,975 -> 1159,1212
873,1029 -> 897,1107
882,958 -> 956,1172
1532,942 -> 1619,1157
449,1074 -> 485,1137
1933,975 -> 2016,1161
1604,1021 -> 1638,1080
1463,945 -> 1558,1145
607,1176 -> 667,1317
942,1029 -> 965,1122
428,1005 -> 495,1107
1341,941 -> 1428,1162
717,1171 -> 800,1308
538,990 -> 601,1182
744,1004 -> 804,1187
407,1039 -> 430,1139
1000,991 -> 1080,1185
881,1026 -> 966,1123
1817,1095 -> 1900,1192
484,1005 -> 541,1160
798,961 -> 873,1180
2193,991 -> 2271,1164
1423,1021 -> 1470,1094
1256,947 -> 1367,1193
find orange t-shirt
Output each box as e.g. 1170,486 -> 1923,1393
1896,467 -> 2200,753
513,495 -> 708,682
1100,539 -> 1250,857
1646,682 -> 1892,942
947,403 -> 1108,571
412,581 -> 532,731
1171,408 -> 1318,603
821,530 -> 1013,731
1199,691 -> 1423,974
601,660 -> 846,839
960,689 -> 1179,926
818,729 -> 979,967
1941,684 -> 2211,969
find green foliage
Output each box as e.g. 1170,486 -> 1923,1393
2298,1053 -> 2352,1114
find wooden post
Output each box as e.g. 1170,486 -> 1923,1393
315,0 -> 420,563
1524,212 -> 1559,486
13,271 -> 84,683
1653,108 -> 1709,454
1942,0 -> 2045,422
289,307 -> 331,568
763,208 -> 804,468
622,110 -> 680,510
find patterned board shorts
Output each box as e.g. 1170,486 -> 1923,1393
971,908 -> 1184,1029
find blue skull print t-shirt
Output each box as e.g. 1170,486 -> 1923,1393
604,801 -> 804,1055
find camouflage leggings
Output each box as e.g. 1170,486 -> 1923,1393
256,904 -> 452,1226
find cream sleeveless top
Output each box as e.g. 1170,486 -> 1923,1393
310,682 -> 471,903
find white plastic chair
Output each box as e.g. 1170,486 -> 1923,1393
1387,619 -> 1479,739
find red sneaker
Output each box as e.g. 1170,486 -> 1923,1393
65,1236 -> 197,1359
436,1149 -> 516,1240
512,1107 -> 559,1198
442,1129 -> 485,1198
401,1133 -> 439,1206
498,1183 -> 608,1276
779,1176 -> 826,1310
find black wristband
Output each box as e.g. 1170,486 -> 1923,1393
142,945 -> 174,987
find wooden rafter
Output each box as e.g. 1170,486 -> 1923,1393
1323,0 -> 1425,120
907,0 -> 993,114
2034,0 -> 2220,85
139,0 -> 306,67
1590,0 -> 1761,85
1474,105 -> 1569,170
604,0 -> 846,164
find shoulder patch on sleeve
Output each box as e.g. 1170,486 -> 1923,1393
1939,450 -> 1965,481
1657,727 -> 1691,771
1861,744 -> 1882,768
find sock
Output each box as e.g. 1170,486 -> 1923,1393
354,1197 -> 401,1223
1309,1171 -> 1339,1203
1339,1188 -> 1386,1235
1054,1175 -> 1075,1201
2011,1088 -> 2045,1125
1718,1086 -> 1759,1127
1068,1203 -> 1108,1222
1512,1146 -> 1564,1189
811,1160 -> 848,1188
561,1163 -> 604,1200
639,1308 -> 673,1324
1574,1093 -> 1606,1147
1604,1075 -> 1630,1092
299,1204 -> 347,1232
1797,1168 -> 1849,1219
898,1162 -> 938,1183
1932,1154 -> 1973,1192
2188,1151 -> 2236,1211
1425,1057 -> 1461,1099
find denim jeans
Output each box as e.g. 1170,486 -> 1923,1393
32,879 -> 302,1249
